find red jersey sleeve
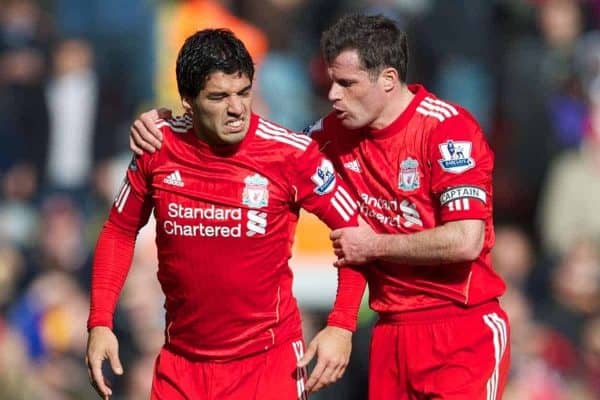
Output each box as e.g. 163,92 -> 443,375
291,140 -> 359,228
291,141 -> 367,332
428,113 -> 493,223
87,154 -> 154,330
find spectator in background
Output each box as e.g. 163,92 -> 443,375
45,38 -> 97,197
155,0 -> 268,112
35,196 -> 89,277
51,0 -> 157,174
491,223 -> 554,309
413,0 -> 496,133
0,244 -> 25,313
500,287 -> 568,400
581,316 -> 600,397
124,353 -> 156,400
0,162 -> 39,249
52,0 -> 155,110
0,319 -> 43,398
537,239 -> 600,356
499,0 -> 585,229
8,270 -> 94,398
492,224 -> 535,289
540,83 -> 600,256
238,0 -> 316,130
0,0 -> 52,188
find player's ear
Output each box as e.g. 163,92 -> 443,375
181,97 -> 193,114
380,67 -> 398,93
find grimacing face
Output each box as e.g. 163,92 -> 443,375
327,49 -> 388,130
183,71 -> 252,146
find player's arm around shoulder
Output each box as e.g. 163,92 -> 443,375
301,115 -> 339,153
130,107 -> 174,154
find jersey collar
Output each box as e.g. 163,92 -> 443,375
186,113 -> 259,156
366,84 -> 429,139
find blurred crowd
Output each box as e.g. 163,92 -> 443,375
0,0 -> 599,399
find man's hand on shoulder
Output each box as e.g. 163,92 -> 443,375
130,107 -> 172,155
297,326 -> 352,393
86,326 -> 123,399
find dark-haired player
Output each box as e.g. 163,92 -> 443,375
86,28 -> 366,400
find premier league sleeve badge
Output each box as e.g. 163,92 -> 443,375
438,140 -> 475,174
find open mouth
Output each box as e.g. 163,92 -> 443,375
225,118 -> 245,132
334,109 -> 348,119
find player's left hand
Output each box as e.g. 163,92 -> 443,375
297,326 -> 352,393
330,218 -> 379,266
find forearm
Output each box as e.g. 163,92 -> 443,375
87,220 -> 137,330
327,266 -> 367,332
373,219 -> 485,265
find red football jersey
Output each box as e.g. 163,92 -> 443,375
306,84 -> 506,313
88,113 -> 365,360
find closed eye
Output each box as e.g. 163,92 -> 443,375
337,79 -> 354,87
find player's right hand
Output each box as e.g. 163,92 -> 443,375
86,326 -> 124,399
130,107 -> 172,155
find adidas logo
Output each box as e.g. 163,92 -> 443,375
164,170 -> 184,187
343,159 -> 361,173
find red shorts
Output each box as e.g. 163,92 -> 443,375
151,339 -> 308,400
369,300 -> 510,400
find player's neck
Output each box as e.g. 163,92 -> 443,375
370,83 -> 414,130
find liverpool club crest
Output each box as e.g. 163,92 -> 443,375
398,157 -> 420,191
243,174 -> 269,208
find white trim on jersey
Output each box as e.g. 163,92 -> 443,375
337,186 -> 358,211
416,97 -> 459,122
416,106 -> 445,122
156,116 -> 193,133
292,341 -> 308,400
483,313 -> 508,400
275,286 -> 281,323
447,198 -> 470,212
170,114 -> 191,125
260,119 -> 312,146
256,119 -> 310,151
332,197 -> 350,221
425,97 -> 459,116
156,121 -> 190,133
330,186 -> 357,222
114,179 -> 131,213
256,129 -> 308,151
421,98 -> 453,118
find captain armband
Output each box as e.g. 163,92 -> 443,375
439,186 -> 486,212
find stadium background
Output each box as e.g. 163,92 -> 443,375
0,0 -> 599,398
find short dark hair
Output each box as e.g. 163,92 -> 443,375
176,29 -> 254,99
321,14 -> 408,81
